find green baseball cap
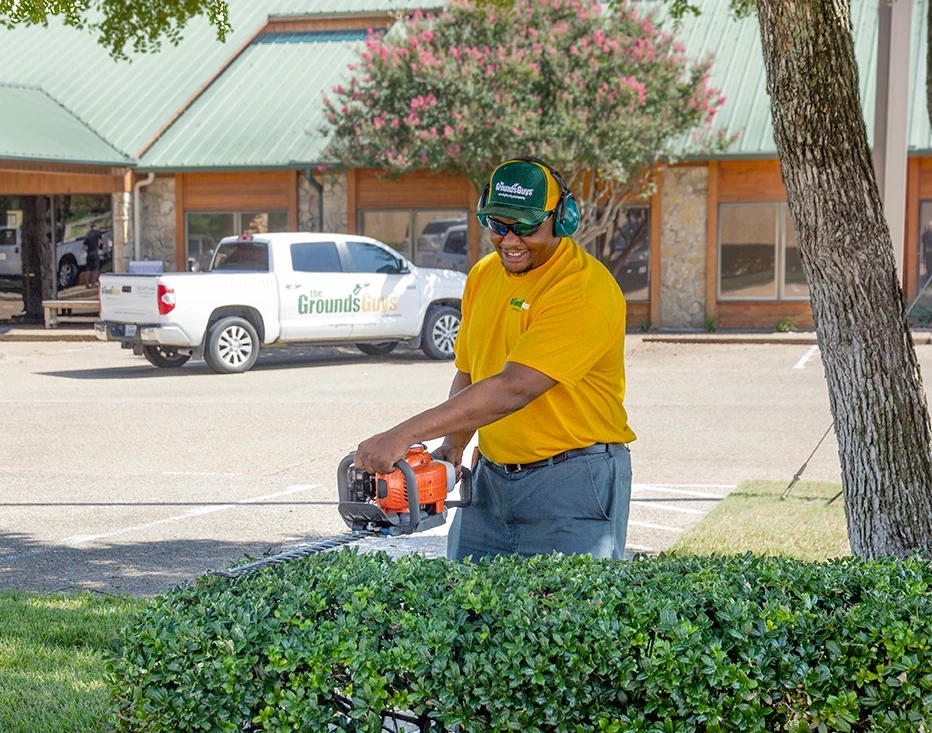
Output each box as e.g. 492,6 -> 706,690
477,159 -> 563,224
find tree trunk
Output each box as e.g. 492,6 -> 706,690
757,0 -> 932,557
20,196 -> 53,323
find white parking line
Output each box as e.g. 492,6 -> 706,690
628,520 -> 684,533
794,345 -> 819,369
632,484 -> 734,499
630,502 -> 705,515
59,484 -> 322,546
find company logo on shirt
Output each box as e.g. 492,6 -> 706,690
509,297 -> 530,312
298,287 -> 397,315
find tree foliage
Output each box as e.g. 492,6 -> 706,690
0,0 -> 231,60
322,0 -> 730,255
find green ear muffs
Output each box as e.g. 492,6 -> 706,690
476,158 -> 580,237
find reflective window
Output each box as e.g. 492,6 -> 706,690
783,217 -> 808,298
186,211 -> 287,272
911,202 -> 932,328
347,241 -> 404,274
291,242 -> 342,273
609,206 -> 650,301
359,208 -> 469,272
211,242 -> 269,271
415,210 -> 468,272
919,202 -> 932,289
359,211 -> 409,255
719,203 -> 805,300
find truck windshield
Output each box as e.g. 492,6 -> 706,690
212,242 -> 269,272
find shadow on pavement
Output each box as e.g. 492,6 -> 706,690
0,532 -> 343,596
35,345 -> 433,380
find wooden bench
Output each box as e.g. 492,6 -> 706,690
42,299 -> 99,329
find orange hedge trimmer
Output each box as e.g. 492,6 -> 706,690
215,445 -> 471,577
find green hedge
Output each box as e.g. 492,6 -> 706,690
108,551 -> 932,732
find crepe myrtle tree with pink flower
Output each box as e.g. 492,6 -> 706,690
322,0 -> 730,263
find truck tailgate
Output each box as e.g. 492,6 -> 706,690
99,275 -> 161,322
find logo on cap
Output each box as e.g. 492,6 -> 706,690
495,182 -> 535,200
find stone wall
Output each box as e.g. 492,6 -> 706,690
131,175 -> 177,272
298,171 -> 347,233
111,191 -> 131,273
659,167 -> 709,329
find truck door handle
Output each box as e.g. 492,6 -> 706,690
285,283 -> 301,289
406,284 -> 417,290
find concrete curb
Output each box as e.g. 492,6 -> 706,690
0,326 -> 98,342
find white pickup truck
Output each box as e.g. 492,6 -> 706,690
95,232 -> 467,373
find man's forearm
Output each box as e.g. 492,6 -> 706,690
392,366 -> 553,447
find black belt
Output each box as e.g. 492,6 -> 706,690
486,443 -> 616,474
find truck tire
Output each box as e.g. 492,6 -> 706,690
58,256 -> 79,289
204,316 -> 260,374
142,345 -> 190,369
356,342 -> 398,356
421,306 -> 460,360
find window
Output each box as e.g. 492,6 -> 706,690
211,242 -> 269,271
291,242 -> 342,273
348,241 -> 405,274
358,208 -> 469,271
919,201 -> 932,290
719,203 -> 807,300
186,211 -> 287,272
609,206 -> 650,301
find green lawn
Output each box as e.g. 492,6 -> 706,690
671,479 -> 850,561
0,591 -> 149,733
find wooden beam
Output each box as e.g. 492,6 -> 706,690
346,168 -> 358,234
649,169 -> 662,329
705,161 -> 720,319
176,174 -> 186,272
289,171 -> 299,230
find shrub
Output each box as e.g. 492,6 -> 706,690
108,550 -> 932,732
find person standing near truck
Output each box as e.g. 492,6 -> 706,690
83,224 -> 102,289
354,157 -> 635,561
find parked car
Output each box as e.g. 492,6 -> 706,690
418,224 -> 469,273
0,226 -> 113,288
0,226 -> 21,277
57,230 -> 113,289
95,232 -> 467,373
416,216 -> 467,254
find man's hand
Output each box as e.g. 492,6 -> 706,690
432,438 -> 469,479
354,429 -> 413,475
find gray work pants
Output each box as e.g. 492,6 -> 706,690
446,444 -> 632,561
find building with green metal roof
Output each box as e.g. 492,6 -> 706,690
0,0 -> 929,330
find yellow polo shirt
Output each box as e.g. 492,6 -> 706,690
454,237 -> 636,464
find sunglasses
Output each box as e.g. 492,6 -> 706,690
487,213 -> 551,237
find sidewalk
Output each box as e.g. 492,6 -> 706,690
0,324 -> 99,342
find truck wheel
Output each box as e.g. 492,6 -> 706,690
356,342 -> 398,356
142,345 -> 190,369
204,316 -> 260,374
421,306 -> 460,360
58,257 -> 79,289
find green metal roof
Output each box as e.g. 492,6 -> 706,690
0,83 -> 131,165
137,31 -> 364,170
3,0 -> 932,166
0,0 -> 443,159
661,0 -> 932,158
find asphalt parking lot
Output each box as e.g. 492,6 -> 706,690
0,333 -> 878,595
